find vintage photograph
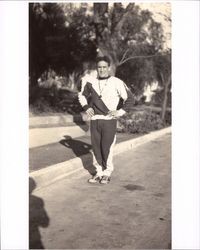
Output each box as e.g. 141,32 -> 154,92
29,2 -> 171,249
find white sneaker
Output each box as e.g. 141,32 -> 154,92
100,175 -> 111,184
88,175 -> 102,184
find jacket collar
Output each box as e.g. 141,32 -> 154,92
97,76 -> 111,80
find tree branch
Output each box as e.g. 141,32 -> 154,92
160,71 -> 165,84
119,49 -> 129,64
118,53 -> 166,66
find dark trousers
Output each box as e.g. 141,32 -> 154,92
90,119 -> 117,176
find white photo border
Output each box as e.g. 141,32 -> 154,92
0,1 -> 199,249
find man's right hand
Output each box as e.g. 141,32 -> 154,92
86,108 -> 94,118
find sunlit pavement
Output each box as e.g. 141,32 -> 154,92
30,133 -> 171,249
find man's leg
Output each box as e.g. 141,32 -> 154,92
101,120 -> 117,179
90,120 -> 104,177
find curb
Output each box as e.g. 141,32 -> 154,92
30,127 -> 171,191
29,114 -> 88,127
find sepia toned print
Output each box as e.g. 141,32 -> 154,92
29,2 -> 171,249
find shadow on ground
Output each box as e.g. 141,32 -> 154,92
59,135 -> 96,175
29,177 -> 50,249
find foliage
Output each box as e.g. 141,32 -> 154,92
29,86 -> 82,115
29,3 -> 97,90
152,88 -> 171,107
116,57 -> 155,96
154,51 -> 171,87
94,3 -> 171,104
116,51 -> 171,101
94,3 -> 165,66
118,110 -> 168,134
29,3 -> 67,86
30,99 -> 54,114
29,2 -> 171,118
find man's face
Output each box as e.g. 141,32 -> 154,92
97,60 -> 109,78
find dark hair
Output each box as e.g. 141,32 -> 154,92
96,56 -> 110,66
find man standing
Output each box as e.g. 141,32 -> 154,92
78,56 -> 132,184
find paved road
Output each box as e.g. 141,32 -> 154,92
30,133 -> 171,249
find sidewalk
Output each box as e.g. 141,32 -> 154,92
29,132 -> 139,172
29,124 -> 171,190
29,123 -> 89,148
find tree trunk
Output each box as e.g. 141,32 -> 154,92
93,3 -> 108,45
161,75 -> 171,122
93,3 -> 118,76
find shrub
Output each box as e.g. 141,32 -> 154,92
164,110 -> 171,125
118,110 -> 165,134
29,87 -> 83,115
29,99 -> 54,114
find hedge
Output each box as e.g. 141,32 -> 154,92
118,110 -> 170,134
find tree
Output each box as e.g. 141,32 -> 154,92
93,3 -> 165,75
93,3 -> 171,121
154,50 -> 171,121
62,3 -> 97,72
29,3 -> 97,81
29,3 -> 66,87
29,3 -> 97,103
29,2 -> 171,120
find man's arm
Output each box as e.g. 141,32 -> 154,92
78,79 -> 94,117
108,80 -> 133,118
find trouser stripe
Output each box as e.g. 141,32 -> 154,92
103,134 -> 116,176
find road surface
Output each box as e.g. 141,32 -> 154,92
30,133 -> 171,249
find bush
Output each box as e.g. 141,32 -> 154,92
118,110 -> 165,134
29,87 -> 83,115
29,99 -> 54,114
164,110 -> 171,125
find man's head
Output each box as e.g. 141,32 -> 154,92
96,56 -> 110,79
